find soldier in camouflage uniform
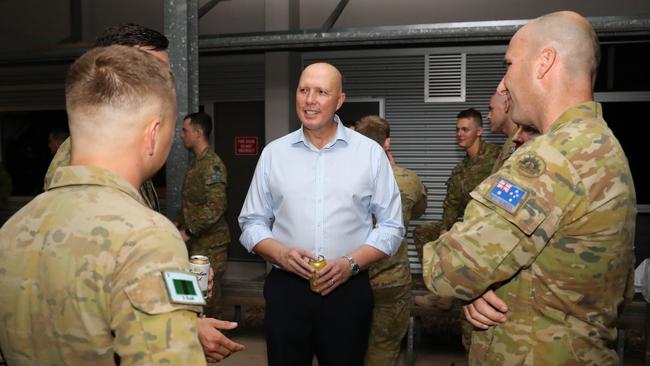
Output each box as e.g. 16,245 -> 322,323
414,109 -> 498,338
424,11 -> 636,365
42,25 -> 165,212
413,109 -> 499,266
487,92 -> 518,173
355,116 -> 427,366
177,112 -> 230,314
38,24 -> 244,363
0,46 -> 207,365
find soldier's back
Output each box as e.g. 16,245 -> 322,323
0,165 -> 199,365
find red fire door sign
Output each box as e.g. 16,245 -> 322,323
235,136 -> 259,156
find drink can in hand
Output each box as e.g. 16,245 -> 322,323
308,255 -> 327,292
190,255 -> 210,298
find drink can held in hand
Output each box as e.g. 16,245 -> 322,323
309,255 -> 327,292
190,255 -> 210,298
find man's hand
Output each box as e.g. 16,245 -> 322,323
277,245 -> 315,280
463,290 -> 508,329
314,257 -> 352,296
197,317 -> 245,363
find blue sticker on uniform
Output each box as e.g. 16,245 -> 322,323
489,178 -> 526,213
208,174 -> 222,184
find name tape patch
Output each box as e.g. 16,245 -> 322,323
162,271 -> 206,306
489,178 -> 527,213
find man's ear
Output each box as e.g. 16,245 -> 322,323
144,117 -> 162,156
536,47 -> 557,79
336,92 -> 346,111
477,126 -> 484,137
383,137 -> 391,151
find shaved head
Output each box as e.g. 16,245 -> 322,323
301,62 -> 344,93
522,11 -> 600,84
296,62 -> 346,139
497,11 -> 599,132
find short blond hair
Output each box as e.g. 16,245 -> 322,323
65,45 -> 175,118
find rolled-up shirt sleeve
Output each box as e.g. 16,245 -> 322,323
238,150 -> 274,252
365,152 -> 404,256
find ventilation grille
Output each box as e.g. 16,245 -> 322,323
424,53 -> 466,103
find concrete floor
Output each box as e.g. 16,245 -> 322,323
209,262 -> 646,366
211,327 -> 468,366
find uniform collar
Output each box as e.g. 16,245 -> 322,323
548,101 -> 602,133
467,139 -> 488,163
48,165 -> 146,206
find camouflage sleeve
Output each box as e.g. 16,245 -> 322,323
411,183 -> 427,221
441,168 -> 462,230
185,162 -> 227,236
111,227 -> 206,365
423,147 -> 581,301
43,136 -> 72,191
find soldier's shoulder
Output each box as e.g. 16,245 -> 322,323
203,149 -> 227,170
483,141 -> 501,156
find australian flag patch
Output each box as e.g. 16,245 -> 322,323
489,178 -> 526,213
208,174 -> 222,184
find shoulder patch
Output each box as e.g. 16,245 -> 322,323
162,271 -> 206,306
488,178 -> 527,213
207,173 -> 222,185
515,152 -> 546,177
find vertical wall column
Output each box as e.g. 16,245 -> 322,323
164,0 -> 199,218
264,0 -> 301,143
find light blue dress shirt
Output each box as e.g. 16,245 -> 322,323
239,116 -> 404,260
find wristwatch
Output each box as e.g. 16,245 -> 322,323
343,255 -> 360,276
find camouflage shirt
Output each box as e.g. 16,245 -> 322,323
369,164 -> 427,288
423,102 -> 636,365
177,147 -> 230,251
43,137 -> 160,211
0,165 -> 206,366
441,140 -> 499,230
491,131 -> 518,173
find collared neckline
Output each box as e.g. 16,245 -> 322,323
196,146 -> 210,161
548,101 -> 602,133
48,165 -> 147,206
467,139 -> 488,163
293,114 -> 350,151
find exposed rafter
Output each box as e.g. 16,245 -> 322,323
199,0 -> 230,19
321,0 -> 350,32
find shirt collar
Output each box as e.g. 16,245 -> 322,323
293,114 -> 350,150
467,139 -> 487,163
548,101 -> 602,133
48,165 -> 147,206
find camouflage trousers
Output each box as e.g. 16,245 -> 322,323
413,221 -> 443,264
188,243 -> 228,316
366,284 -> 411,366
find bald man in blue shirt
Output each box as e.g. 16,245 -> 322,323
239,62 -> 404,366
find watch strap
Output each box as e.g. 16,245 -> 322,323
343,255 -> 360,276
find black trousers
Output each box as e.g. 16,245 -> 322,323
264,267 -> 374,366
